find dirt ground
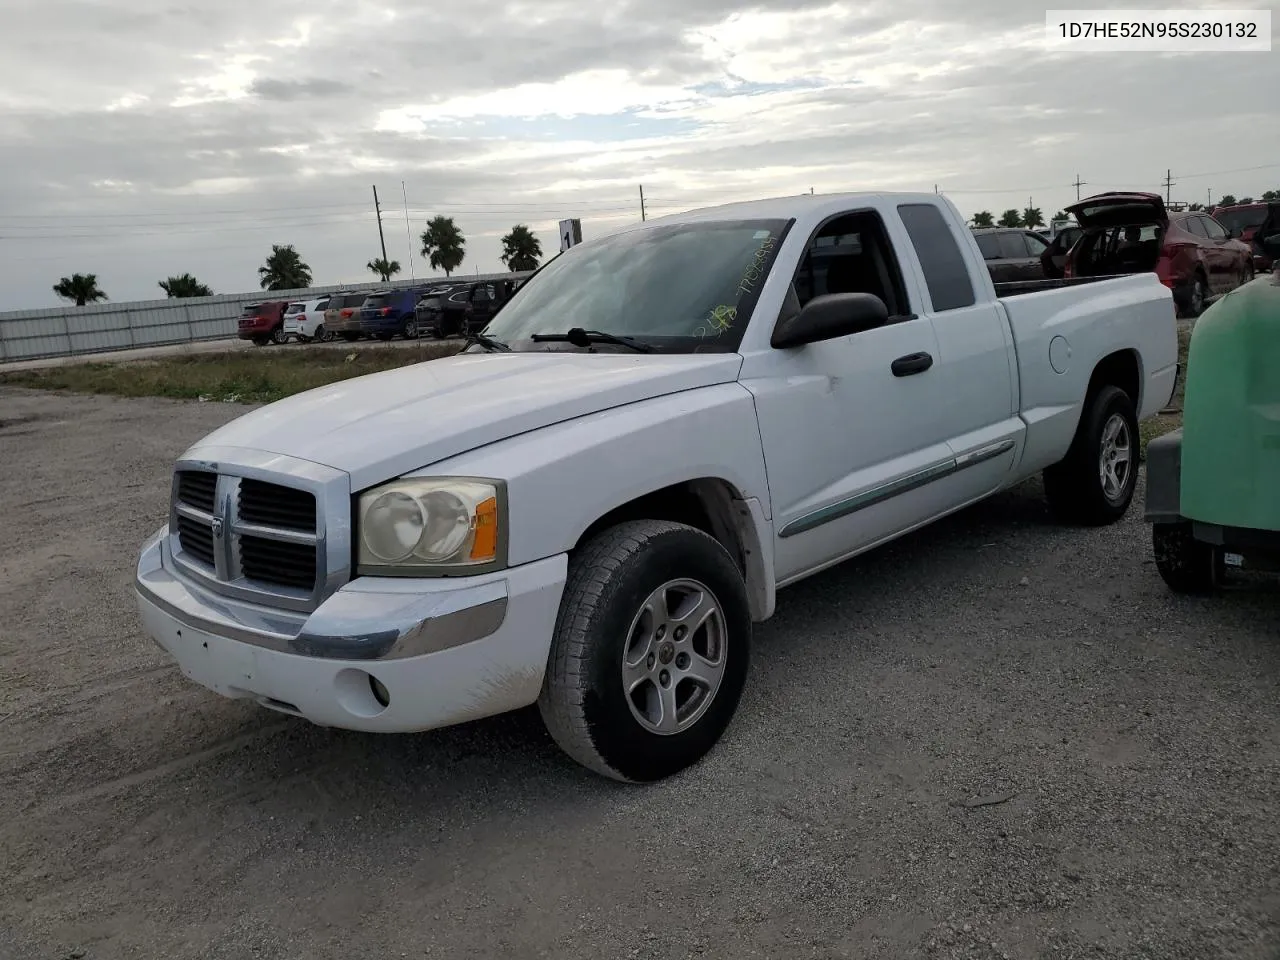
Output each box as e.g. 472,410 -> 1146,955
2,386 -> 1278,960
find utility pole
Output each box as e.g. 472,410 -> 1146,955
1072,173 -> 1085,201
1208,187 -> 1212,208
400,181 -> 414,280
371,185 -> 388,264
639,184 -> 647,222
1163,168 -> 1175,205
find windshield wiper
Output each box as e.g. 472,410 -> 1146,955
463,331 -> 511,352
530,327 -> 654,353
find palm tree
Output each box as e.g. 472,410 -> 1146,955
1052,210 -> 1070,222
500,225 -> 543,271
258,244 -> 313,291
367,257 -> 401,282
970,211 -> 995,228
419,216 -> 465,276
1022,207 -> 1045,229
53,273 -> 108,307
997,209 -> 1022,228
158,273 -> 213,298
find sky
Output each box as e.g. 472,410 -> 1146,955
1,0 -> 1277,310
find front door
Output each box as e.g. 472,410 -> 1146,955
742,208 -> 958,584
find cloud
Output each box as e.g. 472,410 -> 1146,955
0,0 -> 1277,308
250,78 -> 356,102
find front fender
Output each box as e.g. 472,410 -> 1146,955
416,383 -> 773,567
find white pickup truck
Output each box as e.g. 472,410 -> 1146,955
135,192 -> 1178,782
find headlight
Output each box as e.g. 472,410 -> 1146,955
356,477 -> 505,575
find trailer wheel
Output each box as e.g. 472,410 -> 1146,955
1044,384 -> 1139,525
538,520 -> 752,783
1153,522 -> 1223,594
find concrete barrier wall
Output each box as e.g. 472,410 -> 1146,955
0,272 -> 533,363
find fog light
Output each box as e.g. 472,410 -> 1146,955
369,675 -> 391,707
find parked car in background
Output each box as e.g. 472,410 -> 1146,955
325,290 -> 376,341
1063,192 -> 1255,317
283,297 -> 333,343
1212,201 -> 1280,273
1040,224 -> 1083,279
413,284 -> 462,336
237,300 -> 290,346
972,227 -> 1051,283
359,286 -> 431,340
422,279 -> 518,338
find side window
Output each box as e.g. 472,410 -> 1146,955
975,234 -> 1001,260
897,203 -> 976,312
790,210 -> 909,319
1202,217 -> 1227,240
1183,217 -> 1208,238
996,233 -> 1027,259
1023,232 -> 1049,256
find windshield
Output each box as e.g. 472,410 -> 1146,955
1215,206 -> 1267,233
482,217 -> 792,352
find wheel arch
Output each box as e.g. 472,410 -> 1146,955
1086,347 -> 1142,411
574,477 -> 774,622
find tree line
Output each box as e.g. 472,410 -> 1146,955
50,218 -> 545,306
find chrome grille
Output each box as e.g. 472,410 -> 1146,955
170,465 -> 331,610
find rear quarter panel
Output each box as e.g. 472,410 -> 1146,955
1002,274 -> 1178,474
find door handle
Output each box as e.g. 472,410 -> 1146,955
891,352 -> 933,377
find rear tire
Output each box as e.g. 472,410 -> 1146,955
1153,522 -> 1223,594
538,520 -> 752,783
270,326 -> 288,345
1186,271 -> 1208,318
340,332 -> 360,342
251,335 -> 270,347
1043,384 -> 1139,526
317,325 -> 333,343
402,318 -> 419,339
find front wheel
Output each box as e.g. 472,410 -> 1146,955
538,520 -> 752,783
1153,522 -> 1223,594
1043,384 -> 1139,525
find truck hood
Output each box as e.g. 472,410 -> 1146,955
191,351 -> 744,490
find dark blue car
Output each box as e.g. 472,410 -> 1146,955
359,287 -> 431,339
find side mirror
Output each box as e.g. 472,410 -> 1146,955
771,292 -> 889,349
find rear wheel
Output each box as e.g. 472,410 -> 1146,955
538,520 -> 752,782
1186,271 -> 1208,318
1153,522 -> 1223,594
402,318 -> 419,339
1043,384 -> 1139,525
317,325 -> 334,343
270,325 -> 288,345
251,335 -> 270,346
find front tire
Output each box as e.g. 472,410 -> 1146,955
1153,521 -> 1223,594
538,520 -> 752,783
1043,384 -> 1139,525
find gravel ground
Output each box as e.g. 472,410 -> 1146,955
2,386 -> 1278,960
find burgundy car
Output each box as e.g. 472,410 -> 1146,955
237,300 -> 290,346
1063,192 -> 1254,317
1212,201 -> 1280,273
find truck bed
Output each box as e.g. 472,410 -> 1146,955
993,275 -> 1132,298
